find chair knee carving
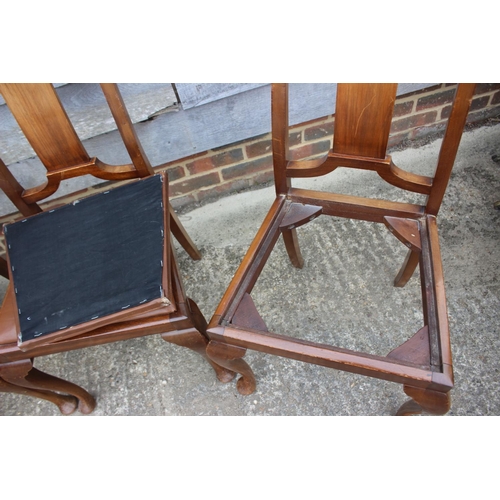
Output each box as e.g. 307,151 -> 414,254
0,83 -> 234,414
206,83 -> 475,415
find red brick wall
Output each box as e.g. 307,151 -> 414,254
162,84 -> 500,210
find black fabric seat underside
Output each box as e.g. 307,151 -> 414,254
4,175 -> 165,343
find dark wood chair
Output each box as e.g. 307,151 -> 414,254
206,83 -> 475,415
0,83 -> 235,414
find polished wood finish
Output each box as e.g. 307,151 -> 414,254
207,83 -> 475,415
333,83 -> 397,159
0,157 -> 42,279
0,84 -> 91,172
0,83 -> 201,258
206,341 -> 256,395
0,84 -> 230,413
0,359 -> 96,414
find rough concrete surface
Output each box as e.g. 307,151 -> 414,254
0,124 -> 499,416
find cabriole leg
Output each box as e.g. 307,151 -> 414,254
206,341 -> 256,395
162,298 -> 236,383
396,385 -> 451,416
162,328 -> 236,383
0,376 -> 79,415
0,359 -> 96,415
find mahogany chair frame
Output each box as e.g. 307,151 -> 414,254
206,83 -> 475,415
0,83 -> 235,414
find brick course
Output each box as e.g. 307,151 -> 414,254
470,96 -> 490,111
152,84 -> 500,210
170,171 -> 221,197
475,83 -> 500,94
221,155 -> 273,181
304,121 -> 334,141
165,165 -> 185,182
391,111 -> 439,134
393,101 -> 414,117
246,139 -> 272,158
416,89 -> 456,111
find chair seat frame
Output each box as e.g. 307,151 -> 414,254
206,83 -> 475,415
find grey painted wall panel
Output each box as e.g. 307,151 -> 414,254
174,83 -> 267,109
0,83 -> 176,165
135,83 -> 437,163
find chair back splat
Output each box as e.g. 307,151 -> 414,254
0,83 -> 233,414
206,83 -> 475,415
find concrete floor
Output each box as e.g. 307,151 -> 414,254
1,123 -> 499,416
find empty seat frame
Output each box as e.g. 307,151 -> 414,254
205,83 -> 475,415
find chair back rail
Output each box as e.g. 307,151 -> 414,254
0,83 -> 153,204
272,82 -> 476,216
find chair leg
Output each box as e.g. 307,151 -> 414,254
162,328 -> 236,384
161,298 -> 236,383
0,359 -> 96,415
169,204 -> 202,260
206,341 -> 256,395
396,385 -> 451,416
394,249 -> 420,287
0,256 -> 9,279
282,228 -> 304,269
0,376 -> 79,415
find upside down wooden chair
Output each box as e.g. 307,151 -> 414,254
0,83 -> 235,414
206,83 -> 475,415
